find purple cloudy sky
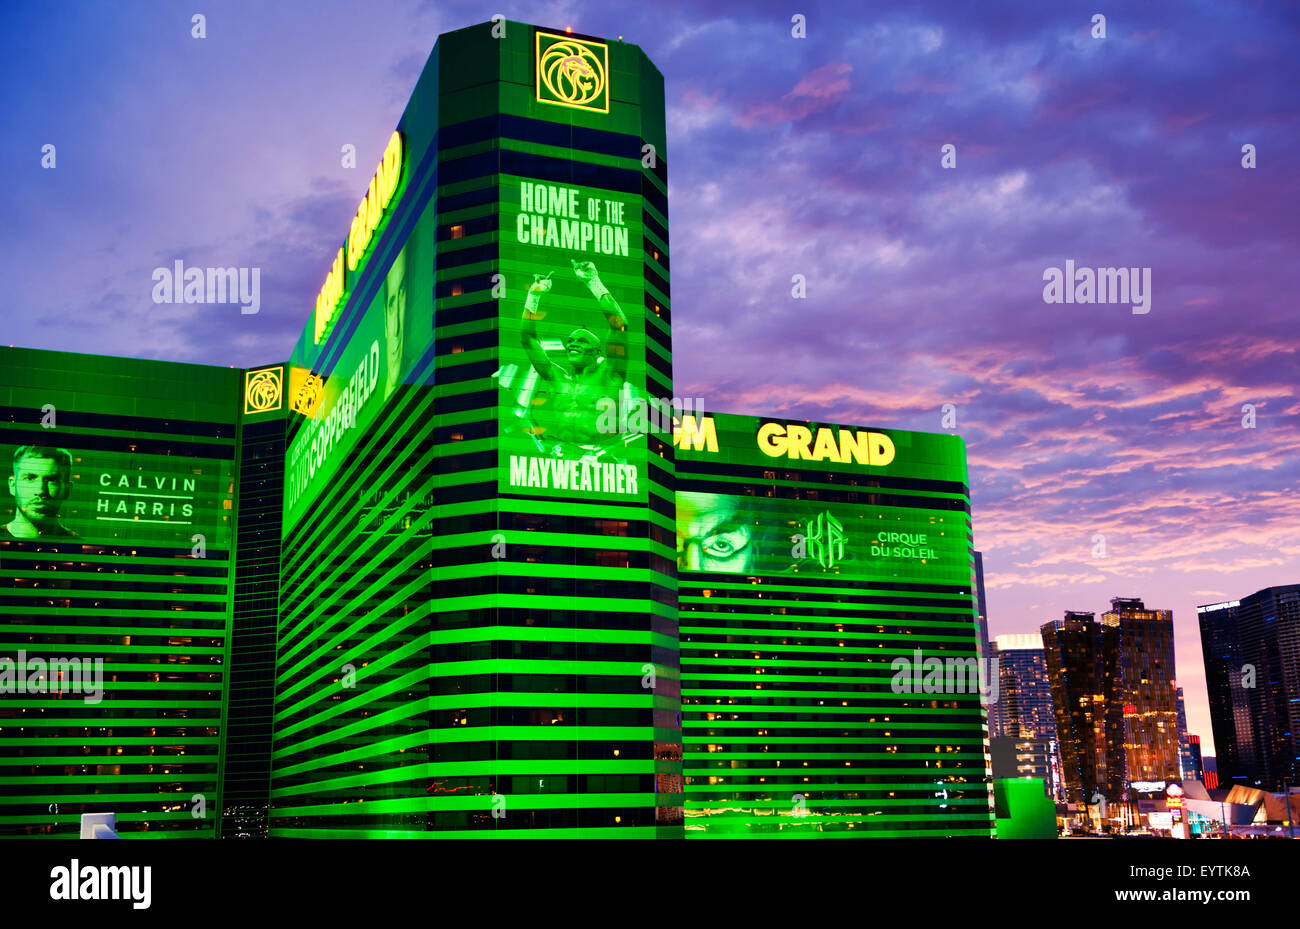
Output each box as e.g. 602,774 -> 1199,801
6,0 -> 1299,754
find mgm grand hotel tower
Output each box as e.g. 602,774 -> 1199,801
0,21 -> 992,838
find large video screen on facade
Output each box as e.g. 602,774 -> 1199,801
674,413 -> 972,584
676,491 -> 969,584
496,174 -> 649,503
1,442 -> 233,547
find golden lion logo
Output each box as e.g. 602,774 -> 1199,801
536,32 -> 609,112
244,366 -> 283,414
291,371 -> 324,418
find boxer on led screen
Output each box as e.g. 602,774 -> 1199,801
518,259 -> 630,460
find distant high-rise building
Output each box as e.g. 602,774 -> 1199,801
1102,598 -> 1180,788
1198,586 -> 1300,790
1185,734 -> 1205,783
1175,684 -> 1206,786
1041,611 -> 1123,804
991,633 -> 1059,796
992,635 -> 1054,737
1197,600 -> 1248,788
1175,687 -> 1193,780
989,736 -> 1055,788
1041,599 -> 1178,805
1203,756 -> 1218,790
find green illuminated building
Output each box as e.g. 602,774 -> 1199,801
674,413 -> 994,836
268,21 -> 679,837
0,349 -> 249,837
1,20 -> 991,839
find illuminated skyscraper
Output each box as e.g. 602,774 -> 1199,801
1199,586 -> 1300,790
675,413 -> 994,836
990,633 -> 1058,794
0,348 -> 252,837
1041,611 -> 1123,805
991,633 -> 1054,742
1103,597 -> 1179,787
268,20 -> 680,837
1,19 -> 998,842
1042,599 -> 1179,807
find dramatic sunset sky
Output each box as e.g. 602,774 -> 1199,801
5,1 -> 1298,754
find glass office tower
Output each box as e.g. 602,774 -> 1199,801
989,633 -> 1059,796
1197,599 -> 1246,788
267,21 -> 681,837
0,346 -> 243,837
1199,587 -> 1300,790
991,633 -> 1054,743
1175,686 -> 1192,781
1042,598 -> 1178,807
674,413 -> 994,836
1102,597 -> 1179,786
1041,611 -> 1123,805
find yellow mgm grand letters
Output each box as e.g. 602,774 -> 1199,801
757,422 -> 895,466
347,132 -> 404,271
314,249 -> 345,343
672,415 -> 718,453
314,131 -> 404,344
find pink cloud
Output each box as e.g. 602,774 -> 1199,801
734,62 -> 853,127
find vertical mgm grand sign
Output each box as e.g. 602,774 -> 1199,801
282,123 -> 440,533
314,132 -> 404,346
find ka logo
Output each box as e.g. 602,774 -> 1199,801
536,31 -> 609,113
244,366 -> 283,414
806,510 -> 846,570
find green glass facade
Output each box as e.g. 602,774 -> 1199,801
0,348 -> 242,837
268,22 -> 680,837
675,414 -> 994,836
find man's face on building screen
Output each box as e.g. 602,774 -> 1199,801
565,328 -> 600,368
676,492 -> 754,573
385,250 -> 407,390
10,455 -> 69,524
